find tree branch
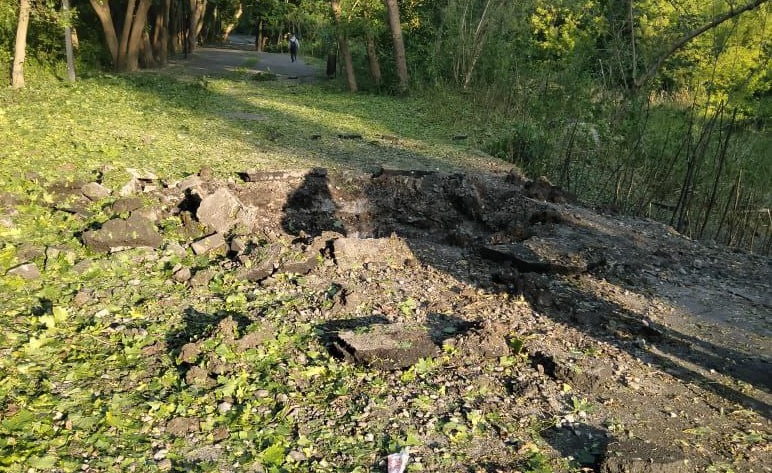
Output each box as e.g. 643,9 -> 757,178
634,0 -> 769,89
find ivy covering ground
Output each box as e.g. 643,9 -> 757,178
0,74 -> 554,472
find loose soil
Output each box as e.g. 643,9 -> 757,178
3,44 -> 768,472
141,43 -> 772,470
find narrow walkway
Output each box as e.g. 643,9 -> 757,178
166,33 -> 319,82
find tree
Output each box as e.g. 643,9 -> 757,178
383,0 -> 408,93
63,0 -> 76,81
633,0 -> 770,89
90,0 -> 153,71
188,0 -> 206,52
11,0 -> 31,88
331,0 -> 357,92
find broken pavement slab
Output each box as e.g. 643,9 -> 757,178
81,182 -> 112,201
237,168 -> 324,183
196,188 -> 242,234
333,235 -> 416,271
6,262 -> 41,280
191,233 -> 227,256
81,213 -> 163,252
332,324 -> 439,370
479,241 -> 605,274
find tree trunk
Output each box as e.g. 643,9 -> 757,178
128,0 -> 150,70
331,0 -> 357,92
188,0 -> 207,53
255,19 -> 263,51
383,0 -> 408,94
63,0 -> 76,81
90,0 -> 119,63
634,0 -> 769,89
117,0 -> 136,69
160,0 -> 170,64
223,2 -> 242,42
90,0 -> 150,71
11,0 -> 31,88
462,0 -> 497,90
140,29 -> 156,68
365,31 -> 382,87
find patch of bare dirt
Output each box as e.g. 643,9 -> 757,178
250,167 -> 770,470
61,165 -> 770,470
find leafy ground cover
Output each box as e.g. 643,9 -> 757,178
1,65 -> 770,473
0,73 -> 522,473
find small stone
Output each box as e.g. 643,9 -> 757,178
190,268 -> 214,287
196,188 -> 242,234
112,197 -> 143,214
157,459 -> 172,471
177,175 -> 204,191
230,237 -> 248,255
164,242 -> 188,257
72,289 -> 93,307
166,416 -> 200,437
287,450 -> 307,462
81,182 -> 111,201
212,426 -> 229,442
218,401 -> 233,414
153,449 -> 168,461
172,266 -> 192,282
119,177 -> 142,196
7,263 -> 40,280
191,233 -> 227,256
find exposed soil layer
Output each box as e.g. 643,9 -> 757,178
57,165 -> 770,471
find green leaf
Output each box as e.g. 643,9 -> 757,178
52,306 -> 69,323
260,442 -> 286,466
28,455 -> 58,469
39,314 -> 57,330
2,409 -> 35,431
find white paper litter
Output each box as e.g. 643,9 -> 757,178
387,447 -> 409,473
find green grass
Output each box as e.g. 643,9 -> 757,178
0,73 -> 570,472
0,73 -> 500,188
1,69 -> 766,471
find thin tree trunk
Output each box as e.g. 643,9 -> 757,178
62,0 -> 76,81
117,0 -> 137,70
188,0 -> 207,53
90,0 -> 119,64
331,0 -> 357,92
11,0 -> 31,88
140,29 -> 156,68
256,19 -> 263,51
462,0 -> 496,90
383,0 -> 408,94
699,109 -> 735,238
365,30 -> 381,87
223,2 -> 242,42
125,0 -> 152,71
160,0 -> 170,64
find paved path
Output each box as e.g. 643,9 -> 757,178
166,34 -> 319,82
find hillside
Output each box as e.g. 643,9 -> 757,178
0,47 -> 769,472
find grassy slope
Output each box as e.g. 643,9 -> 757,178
0,74 -> 503,185
0,75 -> 548,473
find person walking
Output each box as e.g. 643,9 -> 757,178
289,34 -> 300,63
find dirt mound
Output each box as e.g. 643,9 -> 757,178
34,165 -> 771,470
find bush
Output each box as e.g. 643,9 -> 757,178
485,121 -> 553,167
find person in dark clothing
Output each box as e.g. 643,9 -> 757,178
289,34 -> 299,62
